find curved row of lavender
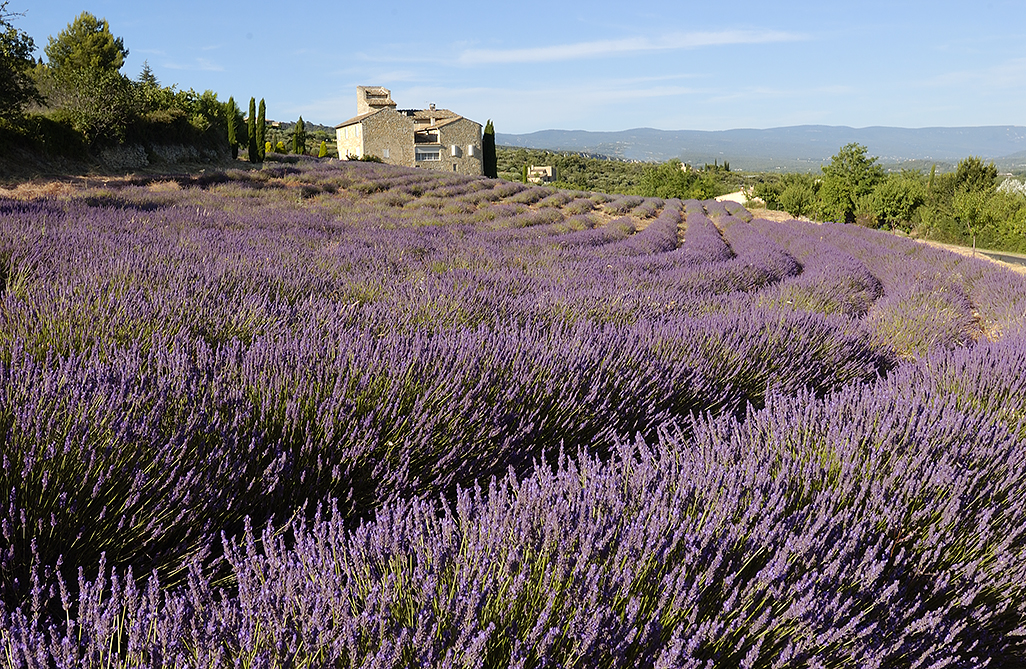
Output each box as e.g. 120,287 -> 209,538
2,159 -> 1025,667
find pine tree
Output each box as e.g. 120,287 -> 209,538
248,97 -> 258,163
226,96 -> 238,160
138,60 -> 158,87
482,120 -> 497,178
292,116 -> 306,155
257,98 -> 266,161
45,11 -> 128,75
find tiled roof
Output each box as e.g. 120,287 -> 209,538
430,116 -> 468,129
335,109 -> 382,129
337,105 -> 480,131
410,108 -> 458,121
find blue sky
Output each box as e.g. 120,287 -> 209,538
15,1 -> 1026,133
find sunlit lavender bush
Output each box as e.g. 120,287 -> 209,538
2,160 -> 1025,667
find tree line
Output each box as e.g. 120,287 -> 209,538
496,147 -> 743,197
755,143 -> 1026,253
0,5 -> 320,166
499,142 -> 1025,254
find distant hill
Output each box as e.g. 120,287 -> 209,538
495,125 -> 1026,172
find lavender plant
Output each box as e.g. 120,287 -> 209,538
2,162 -> 1025,666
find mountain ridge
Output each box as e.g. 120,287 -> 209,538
495,125 -> 1026,172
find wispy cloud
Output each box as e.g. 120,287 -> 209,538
404,79 -> 700,108
354,52 -> 449,65
457,30 -> 804,65
393,80 -> 707,132
921,57 -> 1026,90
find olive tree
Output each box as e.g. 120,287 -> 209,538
820,143 -> 884,224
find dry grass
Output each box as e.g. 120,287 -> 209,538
748,207 -> 800,223
0,173 -> 157,200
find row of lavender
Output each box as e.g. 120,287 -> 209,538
2,160 -> 1025,665
5,333 -> 1026,667
0,183 -> 884,605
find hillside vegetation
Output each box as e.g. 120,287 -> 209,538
499,144 -> 1026,255
2,159 -> 1026,666
0,8 -> 325,179
498,145 -> 743,199
755,144 -> 1026,253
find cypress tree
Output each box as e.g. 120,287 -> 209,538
318,140 -> 327,158
482,120 -> 497,178
257,98 -> 266,161
247,97 -> 258,163
226,96 -> 238,160
292,116 -> 306,154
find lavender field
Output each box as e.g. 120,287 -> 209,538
2,158 -> 1026,667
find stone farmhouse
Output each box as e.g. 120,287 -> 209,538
335,87 -> 483,175
528,165 -> 557,184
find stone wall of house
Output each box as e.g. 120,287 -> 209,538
362,110 -> 415,166
335,87 -> 483,174
335,122 -> 364,160
425,118 -> 483,176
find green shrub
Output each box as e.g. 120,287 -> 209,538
780,179 -> 818,219
33,66 -> 136,146
0,113 -> 87,159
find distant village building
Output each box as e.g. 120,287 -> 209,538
335,86 -> 483,175
527,165 -> 557,184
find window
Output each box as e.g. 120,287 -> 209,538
416,147 -> 441,161
383,148 -> 390,159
